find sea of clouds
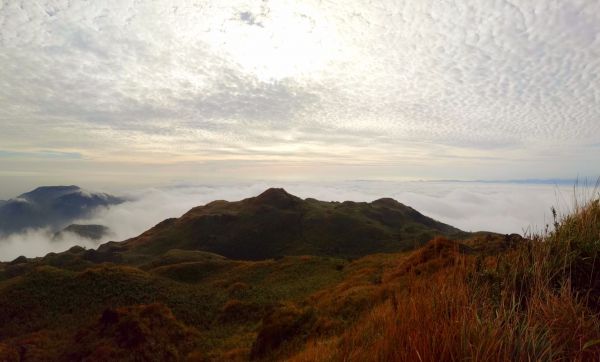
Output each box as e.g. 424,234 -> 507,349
0,181 -> 596,261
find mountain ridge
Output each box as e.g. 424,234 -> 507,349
108,188 -> 468,261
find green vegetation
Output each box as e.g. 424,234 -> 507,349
118,188 -> 469,260
1,188 -> 598,361
0,250 -> 349,360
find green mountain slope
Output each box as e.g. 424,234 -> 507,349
111,188 -> 468,260
0,247 -> 351,360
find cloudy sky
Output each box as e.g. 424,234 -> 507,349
1,0 -> 599,196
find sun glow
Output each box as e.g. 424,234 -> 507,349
201,2 -> 343,81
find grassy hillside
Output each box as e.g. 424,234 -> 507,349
287,199 -> 600,361
1,191 -> 598,361
0,250 -> 350,360
115,188 -> 468,260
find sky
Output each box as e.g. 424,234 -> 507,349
0,0 -> 599,196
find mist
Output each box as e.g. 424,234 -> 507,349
1,181 -> 594,262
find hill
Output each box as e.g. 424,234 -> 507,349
0,186 -> 124,235
1,190 -> 598,361
112,188 -> 468,260
53,224 -> 112,241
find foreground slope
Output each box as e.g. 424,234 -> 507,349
111,188 -> 467,260
0,250 -> 353,360
286,199 -> 600,361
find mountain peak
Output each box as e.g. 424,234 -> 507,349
0,186 -> 123,235
371,198 -> 402,207
19,185 -> 82,204
32,185 -> 80,192
258,187 -> 290,197
54,224 -> 111,241
253,188 -> 299,208
120,189 -> 465,260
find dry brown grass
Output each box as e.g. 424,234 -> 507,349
287,197 -> 600,362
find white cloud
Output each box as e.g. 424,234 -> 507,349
0,228 -> 100,262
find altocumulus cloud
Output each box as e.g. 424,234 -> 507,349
0,0 -> 599,181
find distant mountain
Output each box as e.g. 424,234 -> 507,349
0,186 -> 124,235
53,224 -> 111,241
109,188 -> 468,260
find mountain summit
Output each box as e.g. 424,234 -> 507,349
18,185 -> 82,205
0,186 -> 124,235
252,188 -> 301,208
110,188 -> 467,260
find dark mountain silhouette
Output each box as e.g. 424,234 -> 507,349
0,186 -> 124,236
109,188 -> 468,260
53,224 -> 111,241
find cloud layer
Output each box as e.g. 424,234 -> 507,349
2,181 -> 595,261
0,0 -> 599,187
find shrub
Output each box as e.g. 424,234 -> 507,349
251,303 -> 316,359
219,299 -> 262,323
65,303 -> 199,361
